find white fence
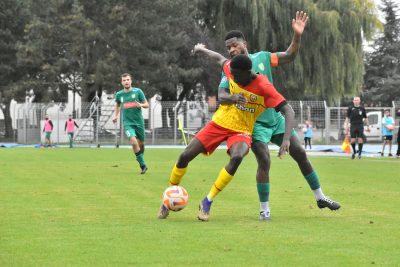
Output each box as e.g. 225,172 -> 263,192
2,100 -> 399,146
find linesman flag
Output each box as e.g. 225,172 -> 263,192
342,130 -> 351,154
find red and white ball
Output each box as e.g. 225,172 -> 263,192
387,125 -> 394,131
162,186 -> 189,211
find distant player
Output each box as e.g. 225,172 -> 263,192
65,114 -> 79,148
113,73 -> 149,174
158,54 -> 295,221
303,120 -> 313,149
345,97 -> 370,159
381,110 -> 395,157
43,114 -> 53,147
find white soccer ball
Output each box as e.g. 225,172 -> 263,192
162,186 -> 189,211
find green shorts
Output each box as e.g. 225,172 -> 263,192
45,132 -> 52,139
252,116 -> 297,146
67,132 -> 74,139
124,124 -> 145,142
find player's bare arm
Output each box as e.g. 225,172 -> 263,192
193,43 -> 227,66
278,103 -> 295,158
112,104 -> 120,123
218,87 -> 247,105
138,100 -> 149,109
276,11 -> 309,65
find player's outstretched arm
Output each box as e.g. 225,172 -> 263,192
218,87 -> 247,105
276,11 -> 309,65
278,103 -> 295,158
193,43 -> 227,66
112,104 -> 120,124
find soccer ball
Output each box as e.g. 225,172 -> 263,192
387,125 -> 394,131
162,185 -> 189,211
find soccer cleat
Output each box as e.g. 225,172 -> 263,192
380,152 -> 384,157
317,197 -> 341,211
158,204 -> 170,219
351,154 -> 355,159
140,165 -> 148,174
358,154 -> 362,159
259,209 -> 271,221
198,197 -> 213,221
389,153 -> 393,157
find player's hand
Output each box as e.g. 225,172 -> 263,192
112,117 -> 118,124
366,126 -> 370,133
235,92 -> 247,105
192,43 -> 206,54
278,139 -> 290,159
292,11 -> 309,36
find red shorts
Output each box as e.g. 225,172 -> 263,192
195,121 -> 252,155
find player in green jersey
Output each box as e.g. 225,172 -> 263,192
195,11 -> 340,220
113,73 -> 149,174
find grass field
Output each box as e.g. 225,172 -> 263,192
1,148 -> 399,266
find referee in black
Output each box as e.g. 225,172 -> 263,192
344,97 -> 370,159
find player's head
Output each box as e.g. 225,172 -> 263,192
45,114 -> 49,120
230,54 -> 253,86
68,114 -> 72,120
121,73 -> 132,89
353,97 -> 360,107
224,30 -> 248,58
384,109 -> 390,116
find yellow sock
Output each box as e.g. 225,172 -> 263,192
169,164 -> 187,186
207,168 -> 234,200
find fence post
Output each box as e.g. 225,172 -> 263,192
324,101 -> 330,145
96,95 -> 99,147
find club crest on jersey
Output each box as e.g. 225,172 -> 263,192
250,94 -> 257,102
258,63 -> 265,71
359,111 -> 362,115
131,94 -> 136,99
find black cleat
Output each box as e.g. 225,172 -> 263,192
317,197 -> 341,210
140,165 -> 148,174
351,154 -> 355,159
389,153 -> 393,157
358,154 -> 362,159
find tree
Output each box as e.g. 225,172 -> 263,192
0,0 -> 27,138
364,0 -> 400,105
195,0 -> 380,103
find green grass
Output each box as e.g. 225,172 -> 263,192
0,148 -> 399,266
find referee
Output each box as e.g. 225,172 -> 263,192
345,97 -> 370,159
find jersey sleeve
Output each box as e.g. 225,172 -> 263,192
347,107 -> 351,118
270,53 -> 279,67
362,108 -> 367,118
218,71 -> 229,89
262,82 -> 286,109
138,89 -> 147,103
115,92 -> 121,105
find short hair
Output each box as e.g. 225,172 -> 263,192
230,54 -> 252,71
121,73 -> 131,79
224,30 -> 246,41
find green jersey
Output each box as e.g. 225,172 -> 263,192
219,51 -> 282,126
115,87 -> 146,126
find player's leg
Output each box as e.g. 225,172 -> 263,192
350,126 -> 357,158
388,136 -> 393,156
251,123 -> 274,220
158,137 -> 205,219
357,126 -> 364,158
135,125 -> 148,174
381,138 -> 386,156
198,135 -> 251,221
396,130 -> 400,157
68,133 -> 74,148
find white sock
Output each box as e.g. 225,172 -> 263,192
206,195 -> 212,202
313,188 -> 325,200
260,201 -> 269,212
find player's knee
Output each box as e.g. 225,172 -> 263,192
229,154 -> 244,167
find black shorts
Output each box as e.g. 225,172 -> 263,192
383,135 -> 393,141
350,124 -> 364,138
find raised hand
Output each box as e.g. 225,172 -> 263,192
292,11 -> 309,36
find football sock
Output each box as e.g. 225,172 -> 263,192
257,183 -> 270,210
351,143 -> 356,153
169,164 -> 187,186
313,188 -> 325,200
304,171 -> 321,191
358,143 -> 363,155
207,167 -> 233,201
135,151 -> 146,167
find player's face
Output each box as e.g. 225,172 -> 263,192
121,76 -> 132,89
225,38 -> 247,58
384,111 -> 389,117
353,97 -> 360,106
230,68 -> 252,86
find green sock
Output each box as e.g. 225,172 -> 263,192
304,171 -> 321,190
257,183 -> 270,202
69,139 -> 73,148
135,151 -> 146,167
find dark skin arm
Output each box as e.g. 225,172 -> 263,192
276,11 -> 309,64
277,103 -> 295,158
193,43 -> 227,66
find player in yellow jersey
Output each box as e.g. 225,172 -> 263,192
158,54 -> 295,221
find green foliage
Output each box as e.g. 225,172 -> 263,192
196,0 -> 380,103
364,0 -> 400,105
